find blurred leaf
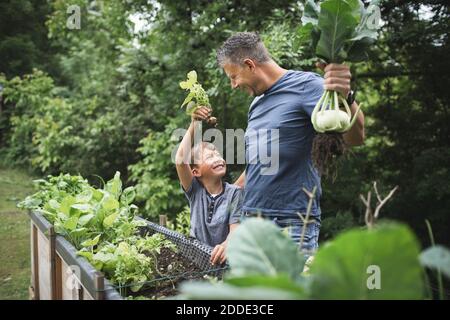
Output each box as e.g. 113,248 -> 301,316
310,223 -> 425,299
420,245 -> 450,279
227,218 -> 305,280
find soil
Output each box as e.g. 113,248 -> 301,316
311,132 -> 348,179
126,247 -> 214,300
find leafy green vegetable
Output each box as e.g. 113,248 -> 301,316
179,70 -> 210,112
19,172 -> 177,295
303,0 -> 380,64
302,0 -> 381,134
179,70 -> 217,125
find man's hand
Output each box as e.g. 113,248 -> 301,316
210,242 -> 227,265
316,62 -> 352,97
191,106 -> 211,122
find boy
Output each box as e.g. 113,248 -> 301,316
175,106 -> 242,265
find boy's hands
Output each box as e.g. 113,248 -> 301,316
210,241 -> 227,265
191,106 -> 211,122
192,106 -> 218,126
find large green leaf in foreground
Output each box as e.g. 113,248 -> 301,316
180,274 -> 305,300
309,223 -> 425,299
227,218 -> 306,280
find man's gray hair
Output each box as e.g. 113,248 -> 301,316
216,32 -> 271,67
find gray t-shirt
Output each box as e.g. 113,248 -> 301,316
183,177 -> 243,247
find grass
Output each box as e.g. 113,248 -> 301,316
0,165 -> 37,300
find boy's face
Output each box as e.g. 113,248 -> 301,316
192,148 -> 226,179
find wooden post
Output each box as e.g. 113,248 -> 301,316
54,254 -> 62,299
94,272 -> 105,300
48,226 -> 57,300
159,215 -> 167,227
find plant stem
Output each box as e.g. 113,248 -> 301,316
298,186 -> 317,254
425,219 -> 444,300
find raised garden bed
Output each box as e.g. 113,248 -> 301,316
29,211 -> 226,300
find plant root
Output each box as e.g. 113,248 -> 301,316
311,132 -> 348,180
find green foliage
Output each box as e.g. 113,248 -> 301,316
1,0 -> 449,252
82,234 -> 176,293
19,171 -> 177,293
320,211 -> 355,241
179,70 -> 211,113
227,218 -> 305,280
18,172 -> 141,248
309,223 -> 424,299
180,218 -> 427,300
128,121 -> 186,219
167,206 -> 191,237
180,276 -> 305,300
0,0 -> 60,78
302,0 -> 381,63
0,70 -> 55,165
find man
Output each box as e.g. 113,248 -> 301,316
216,32 -> 364,255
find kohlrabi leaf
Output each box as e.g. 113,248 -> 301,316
346,0 -> 381,61
316,0 -> 360,63
301,0 -> 320,26
227,218 -> 305,281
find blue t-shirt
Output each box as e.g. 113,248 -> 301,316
243,70 -> 324,219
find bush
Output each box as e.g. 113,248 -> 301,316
128,121 -> 186,219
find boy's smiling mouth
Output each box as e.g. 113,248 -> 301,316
212,162 -> 225,170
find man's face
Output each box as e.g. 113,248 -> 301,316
223,62 -> 261,96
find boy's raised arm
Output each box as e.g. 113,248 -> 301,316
175,106 -> 211,191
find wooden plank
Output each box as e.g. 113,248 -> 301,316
55,253 -> 62,299
59,257 -> 83,300
37,228 -> 51,300
30,223 -> 40,300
